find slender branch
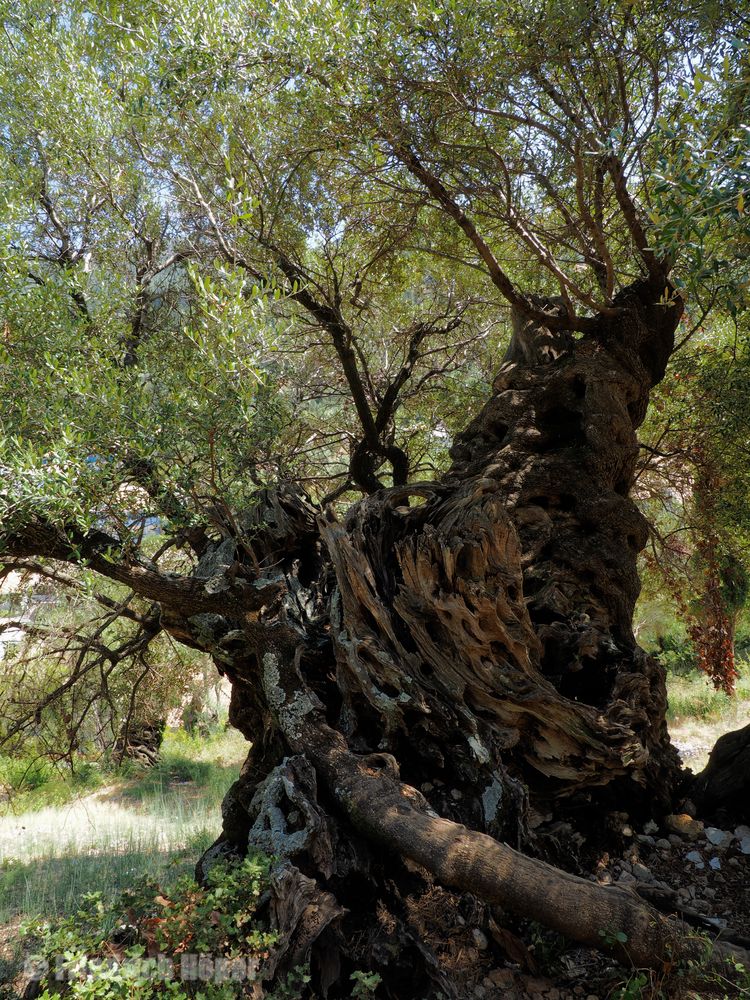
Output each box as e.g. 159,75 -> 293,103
391,143 -> 602,332
606,155 -> 665,282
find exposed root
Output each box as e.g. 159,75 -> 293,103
258,649 -> 750,977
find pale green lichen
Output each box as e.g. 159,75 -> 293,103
261,652 -> 315,740
262,651 -> 285,711
467,734 -> 490,764
281,691 -> 315,740
481,775 -> 504,823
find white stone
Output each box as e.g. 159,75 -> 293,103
471,928 -> 489,951
705,827 -> 732,848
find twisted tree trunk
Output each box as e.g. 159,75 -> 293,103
13,277 -> 742,994
177,278 -> 718,995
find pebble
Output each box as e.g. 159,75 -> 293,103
451,788 -> 463,800
666,813 -> 704,841
706,827 -> 733,848
735,825 -> 750,840
729,857 -> 741,868
622,825 -> 634,837
740,837 -> 750,855
636,834 -> 655,847
472,928 -> 489,950
632,862 -> 652,882
709,856 -> 721,870
656,838 -> 671,851
686,850 -> 705,869
617,870 -> 637,885
668,834 -> 683,847
643,819 -> 659,835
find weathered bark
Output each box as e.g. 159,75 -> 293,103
10,277 -> 730,994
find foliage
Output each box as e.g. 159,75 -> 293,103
649,35 -> 750,317
21,855 -> 278,999
349,970 -> 383,1000
0,0 -> 747,782
638,327 -> 750,694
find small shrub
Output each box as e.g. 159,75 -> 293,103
21,854 -> 280,999
350,969 -> 382,999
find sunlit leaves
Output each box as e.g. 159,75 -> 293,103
649,37 -> 750,314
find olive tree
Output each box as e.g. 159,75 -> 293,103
1,0 -> 749,993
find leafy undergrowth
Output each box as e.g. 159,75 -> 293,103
2,856 -> 381,1000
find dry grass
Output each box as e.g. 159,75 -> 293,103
0,727 -> 248,922
667,669 -> 750,772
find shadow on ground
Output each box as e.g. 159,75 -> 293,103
0,839 -> 209,923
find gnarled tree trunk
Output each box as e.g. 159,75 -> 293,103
12,278 -> 746,994
179,278 -> 712,995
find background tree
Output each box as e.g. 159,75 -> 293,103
1,0 -> 750,993
636,315 -> 750,693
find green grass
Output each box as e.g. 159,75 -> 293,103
0,839 -> 211,924
0,727 -> 248,924
0,757 -> 106,815
666,666 -> 750,722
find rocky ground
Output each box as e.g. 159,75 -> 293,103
2,810 -> 749,999
445,810 -> 750,1000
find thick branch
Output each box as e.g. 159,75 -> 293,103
392,144 -> 601,332
1,519 -> 276,617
